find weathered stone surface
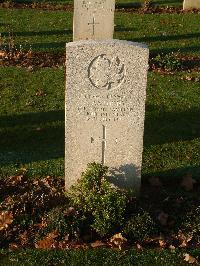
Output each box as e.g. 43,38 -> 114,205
73,0 -> 115,41
65,40 -> 149,192
183,0 -> 200,9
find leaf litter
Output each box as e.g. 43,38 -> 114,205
0,172 -> 199,252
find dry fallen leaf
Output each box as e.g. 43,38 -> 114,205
35,89 -> 46,96
8,175 -> 23,185
178,232 -> 193,248
0,211 -> 13,231
35,231 -> 59,249
0,50 -> 6,58
26,51 -> 33,59
185,75 -> 193,81
159,239 -> 166,248
110,233 -> 127,250
91,240 -> 107,248
181,174 -> 196,191
184,253 -> 198,264
136,243 -> 143,251
9,243 -> 19,250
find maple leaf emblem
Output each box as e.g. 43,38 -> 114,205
88,54 -> 125,90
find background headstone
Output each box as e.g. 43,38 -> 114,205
73,0 -> 115,41
65,40 -> 149,192
183,0 -> 200,9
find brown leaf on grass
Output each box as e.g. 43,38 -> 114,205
19,231 -> 29,246
177,232 -> 193,248
136,243 -> 143,251
9,243 -> 19,250
185,75 -> 193,81
0,50 -> 6,58
35,231 -> 59,249
159,239 -> 166,248
8,175 -> 23,185
35,218 -> 47,229
26,51 -> 33,59
57,241 -> 70,249
109,233 -> 127,250
184,253 -> 198,264
181,174 -> 196,191
35,89 -> 46,97
149,177 -> 162,187
90,240 -> 108,248
169,244 -> 176,250
0,211 -> 13,231
179,240 -> 187,248
157,211 -> 168,226
69,241 -> 89,250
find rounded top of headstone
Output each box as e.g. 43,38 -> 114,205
66,39 -> 148,50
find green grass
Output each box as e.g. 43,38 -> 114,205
0,248 -> 199,265
0,67 -> 199,179
143,71 -> 200,178
1,9 -> 199,55
0,67 -> 65,178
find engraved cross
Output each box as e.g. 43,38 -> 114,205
102,125 -> 106,165
88,15 -> 100,36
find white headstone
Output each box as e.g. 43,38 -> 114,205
65,40 -> 149,192
183,0 -> 200,9
73,0 -> 115,41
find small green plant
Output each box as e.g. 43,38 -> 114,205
41,206 -> 83,240
123,210 -> 156,242
152,52 -> 182,71
67,162 -> 127,237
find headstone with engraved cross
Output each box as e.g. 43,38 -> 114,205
65,40 -> 149,192
73,0 -> 115,41
183,0 -> 200,9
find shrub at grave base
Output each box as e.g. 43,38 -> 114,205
123,211 -> 156,242
67,162 -> 127,237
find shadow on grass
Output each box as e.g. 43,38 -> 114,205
125,33 -> 200,42
0,110 -> 64,166
116,2 -> 142,8
122,33 -> 200,53
142,166 -> 200,180
144,105 -> 200,146
31,41 -> 70,50
0,106 -> 199,167
1,29 -> 72,37
153,0 -> 182,6
151,45 -> 200,55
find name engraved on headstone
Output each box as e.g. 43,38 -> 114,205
77,92 -> 136,122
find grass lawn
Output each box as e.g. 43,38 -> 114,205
0,2 -> 199,264
0,248 -> 199,265
0,67 -> 199,179
1,9 -> 199,55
